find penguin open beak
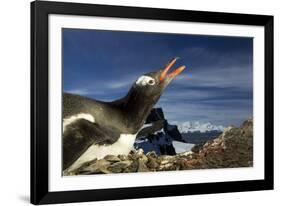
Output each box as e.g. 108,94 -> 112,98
159,57 -> 186,82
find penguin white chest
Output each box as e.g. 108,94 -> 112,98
67,133 -> 137,172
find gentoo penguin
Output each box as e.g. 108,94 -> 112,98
63,57 -> 185,172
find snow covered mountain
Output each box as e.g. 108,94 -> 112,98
134,108 -> 225,155
176,121 -> 225,133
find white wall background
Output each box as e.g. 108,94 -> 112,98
0,0 -> 279,205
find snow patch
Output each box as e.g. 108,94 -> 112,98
172,141 -> 195,153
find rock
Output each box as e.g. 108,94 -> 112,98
159,155 -> 174,161
164,120 -> 184,142
104,155 -> 120,162
129,149 -> 137,155
108,160 -> 132,173
127,159 -> 139,172
160,159 -> 170,165
136,148 -> 144,157
146,156 -> 159,169
146,151 -> 157,158
191,143 -> 204,153
123,168 -> 132,173
139,155 -> 148,164
159,162 -> 175,170
177,159 -> 204,170
179,151 -> 193,157
118,154 -> 128,161
137,159 -> 150,172
177,151 -> 194,160
78,159 -> 111,174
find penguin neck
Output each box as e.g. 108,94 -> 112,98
114,89 -> 157,134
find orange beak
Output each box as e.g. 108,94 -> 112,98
159,57 -> 186,81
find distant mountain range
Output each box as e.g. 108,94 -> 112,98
134,108 -> 225,155
176,121 -> 225,133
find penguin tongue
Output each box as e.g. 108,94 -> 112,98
160,57 -> 185,81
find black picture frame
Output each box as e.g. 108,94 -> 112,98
31,0 -> 274,204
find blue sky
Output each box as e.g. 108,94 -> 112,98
63,28 -> 253,127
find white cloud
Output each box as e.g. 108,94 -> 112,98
65,88 -> 91,95
175,64 -> 252,90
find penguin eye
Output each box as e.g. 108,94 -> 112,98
148,79 -> 155,85
136,76 -> 155,86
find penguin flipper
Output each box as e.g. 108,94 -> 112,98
63,119 -> 120,170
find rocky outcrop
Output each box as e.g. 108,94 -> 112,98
135,108 -> 184,155
195,118 -> 253,168
65,119 -> 253,176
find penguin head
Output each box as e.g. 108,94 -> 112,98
121,57 -> 185,133
133,57 -> 186,103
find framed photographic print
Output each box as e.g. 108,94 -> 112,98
31,0 -> 274,204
